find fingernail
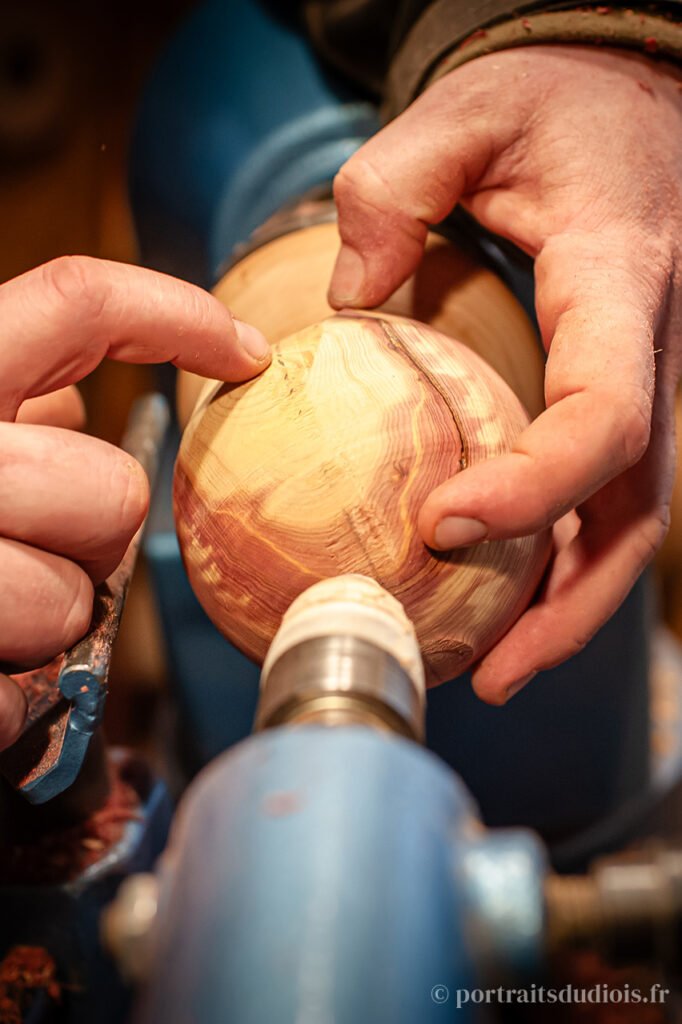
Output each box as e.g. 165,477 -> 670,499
0,676 -> 27,751
434,516 -> 487,550
330,246 -> 365,305
505,672 -> 536,701
234,319 -> 270,362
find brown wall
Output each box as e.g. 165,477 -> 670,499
0,0 -> 194,441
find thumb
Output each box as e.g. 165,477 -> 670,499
328,68 -> 524,308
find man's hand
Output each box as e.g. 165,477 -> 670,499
0,256 -> 269,748
329,46 -> 682,703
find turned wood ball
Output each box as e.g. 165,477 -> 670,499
174,313 -> 550,685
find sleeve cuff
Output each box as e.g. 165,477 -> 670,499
386,7 -> 682,119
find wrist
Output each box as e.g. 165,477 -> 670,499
386,6 -> 682,119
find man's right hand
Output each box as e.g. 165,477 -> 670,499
328,46 -> 682,705
0,256 -> 270,750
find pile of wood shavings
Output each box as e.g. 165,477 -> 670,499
0,946 -> 59,1024
0,764 -> 142,886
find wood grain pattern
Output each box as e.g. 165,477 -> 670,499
176,221 -> 546,427
175,313 -> 551,685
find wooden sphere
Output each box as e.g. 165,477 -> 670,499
175,313 -> 550,685
176,222 -> 546,427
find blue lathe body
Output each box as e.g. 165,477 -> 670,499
136,727 -> 546,1024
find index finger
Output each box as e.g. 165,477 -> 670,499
419,230 -> 664,547
0,257 -> 270,420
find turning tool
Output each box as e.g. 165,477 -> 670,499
0,394 -> 169,805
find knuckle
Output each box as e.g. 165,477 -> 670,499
524,501 -> 556,535
334,156 -> 392,218
40,256 -> 108,323
111,456 -> 149,542
183,285 -> 217,340
618,392 -> 652,467
333,159 -> 364,205
532,481 -> 567,531
334,150 -> 433,243
563,628 -> 599,660
629,235 -> 675,296
565,635 -> 589,659
512,449 -> 567,531
633,507 -> 670,568
61,567 -> 95,648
